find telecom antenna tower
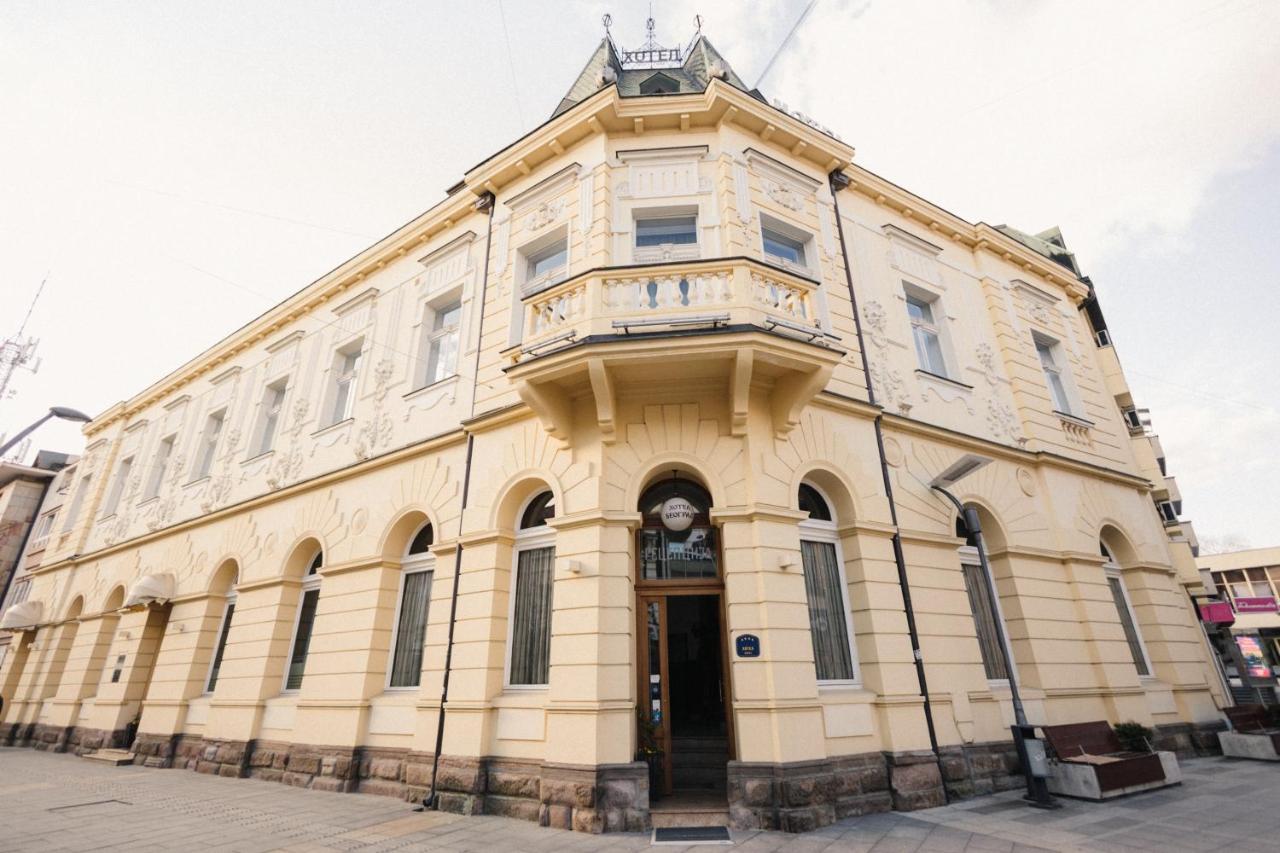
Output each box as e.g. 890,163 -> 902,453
0,279 -> 46,459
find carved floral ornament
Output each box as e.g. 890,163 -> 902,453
763,179 -> 805,212
526,198 -> 565,232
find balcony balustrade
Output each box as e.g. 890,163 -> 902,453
507,257 -> 844,446
519,257 -> 822,351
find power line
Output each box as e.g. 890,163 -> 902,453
754,0 -> 818,89
106,179 -> 378,240
497,0 -> 528,132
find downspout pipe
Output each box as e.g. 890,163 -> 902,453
422,190 -> 496,810
828,171 -> 947,801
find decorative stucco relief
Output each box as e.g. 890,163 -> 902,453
266,397 -> 310,490
986,399 -> 1026,448
353,359 -> 396,461
602,403 -> 745,512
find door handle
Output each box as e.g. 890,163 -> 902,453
718,679 -> 723,703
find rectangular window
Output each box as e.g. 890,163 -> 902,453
31,511 -> 57,546
327,343 -> 363,425
962,562 -> 1009,680
193,410 -> 225,480
528,240 -> 568,282
144,435 -> 175,500
205,600 -> 235,692
62,474 -> 90,532
762,225 -> 806,266
508,546 -> 554,686
906,294 -> 947,376
110,654 -> 126,683
1106,574 -> 1151,676
424,301 -> 462,387
636,215 -> 698,247
103,457 -> 133,517
1035,338 -> 1073,413
256,380 -> 288,456
800,540 -> 856,682
285,587 -> 320,691
389,570 -> 433,688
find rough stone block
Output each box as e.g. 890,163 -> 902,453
488,768 -> 539,799
571,807 -> 603,834
369,757 -> 402,781
195,761 -> 219,775
404,762 -> 433,788
540,778 -> 595,809
486,795 -> 541,823
287,755 -> 321,775
541,803 -> 572,829
282,771 -> 313,788
218,764 -> 240,778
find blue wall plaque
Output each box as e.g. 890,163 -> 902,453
735,633 -> 760,658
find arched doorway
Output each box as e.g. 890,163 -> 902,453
634,475 -> 732,802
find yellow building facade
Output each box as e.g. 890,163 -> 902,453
0,32 -> 1224,833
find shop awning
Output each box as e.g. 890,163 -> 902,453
124,573 -> 176,608
0,600 -> 44,632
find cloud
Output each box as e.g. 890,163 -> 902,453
762,0 -> 1280,265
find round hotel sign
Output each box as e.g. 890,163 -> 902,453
660,496 -> 696,532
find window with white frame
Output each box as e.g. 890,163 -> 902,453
634,211 -> 699,263
254,378 -> 288,456
798,483 -> 858,683
904,290 -> 948,377
1034,336 -> 1074,414
326,340 -> 363,426
102,456 -> 133,517
957,518 -> 1010,681
143,434 -> 175,501
388,523 -> 435,688
760,214 -> 812,270
521,235 -> 568,296
192,409 -> 225,480
31,511 -> 58,547
422,300 -> 462,387
507,491 -> 556,687
205,582 -> 237,693
284,551 -> 323,691
1102,542 -> 1152,677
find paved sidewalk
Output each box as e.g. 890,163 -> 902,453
0,748 -> 1276,852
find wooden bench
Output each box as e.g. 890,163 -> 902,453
1039,721 -> 1179,800
1220,705 -> 1280,761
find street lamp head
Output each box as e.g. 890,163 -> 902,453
49,406 -> 92,423
929,453 -> 993,490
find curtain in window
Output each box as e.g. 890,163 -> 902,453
1107,576 -> 1150,676
390,571 -> 432,687
286,589 -> 320,690
207,602 -> 235,691
962,564 -> 1009,680
510,546 -> 554,685
801,540 -> 855,681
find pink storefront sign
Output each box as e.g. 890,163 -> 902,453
1234,597 -> 1279,614
1199,602 -> 1235,625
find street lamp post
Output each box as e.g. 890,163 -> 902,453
0,406 -> 93,458
929,454 -> 1058,809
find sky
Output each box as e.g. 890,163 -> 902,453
2,0 -> 1278,548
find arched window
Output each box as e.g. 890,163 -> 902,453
797,482 -> 856,683
638,478 -> 716,580
389,523 -> 435,688
206,574 -> 238,693
520,491 -> 555,529
1101,541 -> 1151,677
285,548 -> 323,691
958,509 -> 1009,681
508,492 -> 555,687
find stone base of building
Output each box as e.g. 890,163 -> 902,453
938,742 -> 1023,799
1152,720 -> 1225,758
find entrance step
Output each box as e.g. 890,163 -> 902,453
651,791 -> 729,828
82,749 -> 135,766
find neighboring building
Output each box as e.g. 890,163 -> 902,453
0,451 -> 74,671
1197,547 -> 1280,703
0,23 -> 1225,833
